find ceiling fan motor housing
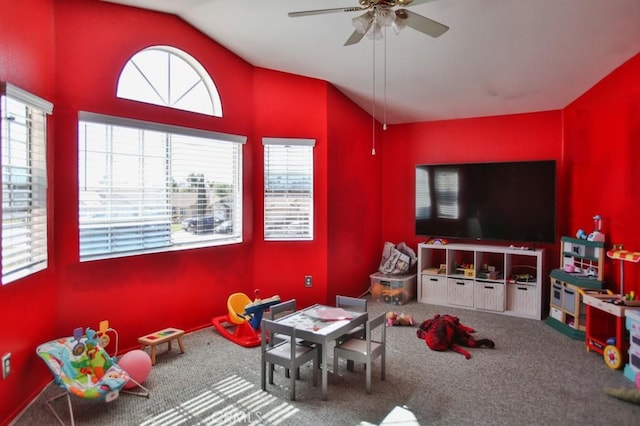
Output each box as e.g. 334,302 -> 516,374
362,0 -> 415,7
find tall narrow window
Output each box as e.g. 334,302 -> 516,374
116,46 -> 222,117
79,112 -> 244,261
1,83 -> 52,285
263,138 -> 315,241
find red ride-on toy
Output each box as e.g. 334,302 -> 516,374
211,290 -> 280,347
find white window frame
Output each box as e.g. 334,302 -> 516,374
263,137 -> 315,241
78,112 -> 245,261
116,45 -> 222,117
1,82 -> 53,285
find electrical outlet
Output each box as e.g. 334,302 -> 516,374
2,353 -> 11,380
304,275 -> 312,287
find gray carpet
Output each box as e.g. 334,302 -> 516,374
12,299 -> 640,425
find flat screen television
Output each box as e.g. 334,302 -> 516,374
415,160 -> 556,244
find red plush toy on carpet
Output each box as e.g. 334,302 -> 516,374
416,314 -> 495,359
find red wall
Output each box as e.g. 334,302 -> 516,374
326,85 -> 384,301
1,0 -> 639,424
249,69 -> 383,307
380,111 -> 563,252
51,0 -> 256,340
0,1 -> 260,422
251,68 -> 330,307
0,0 -> 58,421
564,53 -> 640,292
379,112 -> 564,307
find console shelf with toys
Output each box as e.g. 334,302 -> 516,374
417,242 -> 544,320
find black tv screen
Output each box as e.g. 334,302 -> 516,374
415,160 -> 556,244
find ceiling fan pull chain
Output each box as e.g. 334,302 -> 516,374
371,35 -> 376,156
383,28 -> 387,131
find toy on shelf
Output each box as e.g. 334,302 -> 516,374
576,214 -> 606,242
588,214 -> 605,242
211,290 -> 281,348
426,237 -> 448,245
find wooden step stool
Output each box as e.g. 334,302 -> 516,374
138,327 -> 185,365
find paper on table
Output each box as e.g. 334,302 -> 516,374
313,319 -> 350,335
304,307 -> 353,321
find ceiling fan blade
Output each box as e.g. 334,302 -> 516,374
344,12 -> 374,46
399,0 -> 438,6
288,7 -> 366,18
344,29 -> 368,46
397,9 -> 449,37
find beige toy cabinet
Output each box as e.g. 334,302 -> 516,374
417,243 -> 544,320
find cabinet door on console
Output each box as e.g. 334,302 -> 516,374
507,284 -> 537,317
421,275 -> 447,304
447,278 -> 474,307
474,281 -> 505,312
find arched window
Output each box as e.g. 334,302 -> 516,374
116,46 -> 222,117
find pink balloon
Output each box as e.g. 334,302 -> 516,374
118,349 -> 152,389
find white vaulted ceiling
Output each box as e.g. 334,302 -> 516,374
101,0 -> 640,124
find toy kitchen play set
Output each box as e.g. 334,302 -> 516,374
549,215 -> 640,384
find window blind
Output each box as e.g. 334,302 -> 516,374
1,82 -> 52,285
79,112 -> 244,260
263,138 -> 314,241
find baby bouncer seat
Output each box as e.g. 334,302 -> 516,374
36,321 -> 149,425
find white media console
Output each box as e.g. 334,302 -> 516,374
417,242 -> 544,320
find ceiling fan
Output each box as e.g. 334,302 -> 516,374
288,0 -> 449,46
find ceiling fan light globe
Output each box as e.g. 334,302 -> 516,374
391,20 -> 406,34
352,12 -> 373,34
375,7 -> 396,27
366,23 -> 384,40
392,13 -> 407,34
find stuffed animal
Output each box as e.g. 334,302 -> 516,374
386,311 -> 415,326
416,314 -> 495,359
